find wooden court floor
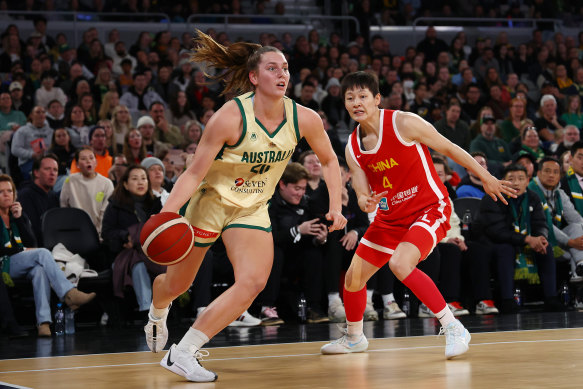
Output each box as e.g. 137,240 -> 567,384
1,328 -> 582,389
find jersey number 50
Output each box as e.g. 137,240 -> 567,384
251,164 -> 271,174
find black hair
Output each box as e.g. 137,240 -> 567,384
538,156 -> 560,171
503,163 -> 527,177
341,71 -> 380,98
571,141 -> 583,156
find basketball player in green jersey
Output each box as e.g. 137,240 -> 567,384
144,30 -> 347,382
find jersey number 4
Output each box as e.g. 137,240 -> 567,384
382,176 -> 393,189
251,164 -> 271,174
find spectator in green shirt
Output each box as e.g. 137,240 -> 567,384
470,114 -> 512,164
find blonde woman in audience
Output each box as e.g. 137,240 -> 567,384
500,96 -> 527,143
181,119 -> 202,149
92,66 -> 115,103
97,119 -> 115,154
112,104 -> 132,153
122,128 -> 147,165
98,91 -> 119,120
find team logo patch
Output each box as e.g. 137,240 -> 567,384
378,197 -> 389,211
250,133 -> 258,141
234,178 -> 245,186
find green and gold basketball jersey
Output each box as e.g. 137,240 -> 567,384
202,91 -> 300,208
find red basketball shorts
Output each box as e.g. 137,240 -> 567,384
355,201 -> 451,268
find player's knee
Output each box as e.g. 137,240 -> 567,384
344,269 -> 366,292
165,278 -> 191,297
389,256 -> 415,280
237,276 -> 267,297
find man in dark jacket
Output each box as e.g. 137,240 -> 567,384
257,162 -> 329,325
477,163 -> 564,313
18,154 -> 60,244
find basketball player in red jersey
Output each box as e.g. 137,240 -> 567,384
321,72 -> 516,358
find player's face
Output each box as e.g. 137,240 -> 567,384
251,51 -> 289,98
344,87 -> 381,123
279,179 -> 307,205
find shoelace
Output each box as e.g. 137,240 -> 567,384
188,347 -> 210,361
438,324 -> 462,340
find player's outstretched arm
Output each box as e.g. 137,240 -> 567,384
298,105 -> 346,231
161,101 -> 242,213
396,111 -> 516,205
345,145 -> 388,213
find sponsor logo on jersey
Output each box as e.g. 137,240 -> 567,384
230,179 -> 268,194
367,158 -> 399,173
378,198 -> 389,211
193,226 -> 219,239
390,185 -> 419,205
241,149 -> 294,164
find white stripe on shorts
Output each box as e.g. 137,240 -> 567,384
361,238 -> 395,254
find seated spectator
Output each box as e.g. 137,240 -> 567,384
514,150 -> 537,181
149,101 -> 184,147
70,126 -> 113,178
513,127 -> 548,163
294,81 -> 320,111
108,154 -> 129,187
111,105 -> 132,153
18,155 -> 59,243
48,128 -> 76,192
456,152 -> 488,198
530,157 -> 583,281
120,71 -> 164,120
0,92 -> 27,132
500,97 -> 528,144
64,105 -> 90,149
9,81 -> 33,117
136,116 -> 171,158
409,82 -> 432,122
434,100 -> 471,151
123,128 -> 147,165
167,90 -> 196,132
35,70 -> 67,109
560,95 -> 583,129
79,93 -> 97,125
261,162 -> 329,324
434,157 -> 498,315
486,84 -> 509,121
0,174 -> 95,336
561,141 -> 583,215
470,114 -> 512,164
11,106 -> 53,181
102,165 -> 165,312
478,164 -> 565,313
181,119 -> 202,151
60,146 -> 114,235
46,99 -> 65,130
141,157 -> 169,205
320,78 -> 347,129
535,94 -> 566,142
98,91 -> 120,121
553,125 -> 580,158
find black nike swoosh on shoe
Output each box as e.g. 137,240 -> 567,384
166,348 -> 174,366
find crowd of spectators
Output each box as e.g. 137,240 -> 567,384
2,8 -> 583,337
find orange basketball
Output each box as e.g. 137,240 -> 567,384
140,212 -> 194,265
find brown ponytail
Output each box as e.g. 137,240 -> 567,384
190,29 -> 283,95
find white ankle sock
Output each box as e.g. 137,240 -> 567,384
436,305 -> 456,327
346,319 -> 363,338
328,292 -> 341,306
382,293 -> 395,306
177,327 -> 209,352
149,303 -> 169,320
366,289 -> 373,300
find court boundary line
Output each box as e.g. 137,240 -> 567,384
2,335 -> 583,374
2,325 -> 582,362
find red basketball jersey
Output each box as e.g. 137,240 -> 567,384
347,109 -> 449,224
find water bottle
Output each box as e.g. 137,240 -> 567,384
297,293 -> 307,324
561,283 -> 570,306
55,303 -> 65,336
513,287 -> 522,307
65,307 -> 75,334
402,291 -> 410,316
461,210 -> 472,240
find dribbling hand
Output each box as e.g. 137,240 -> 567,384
325,210 -> 346,232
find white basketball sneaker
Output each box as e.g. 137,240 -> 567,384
144,305 -> 170,353
161,344 -> 218,382
440,319 -> 471,359
321,330 -> 369,354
